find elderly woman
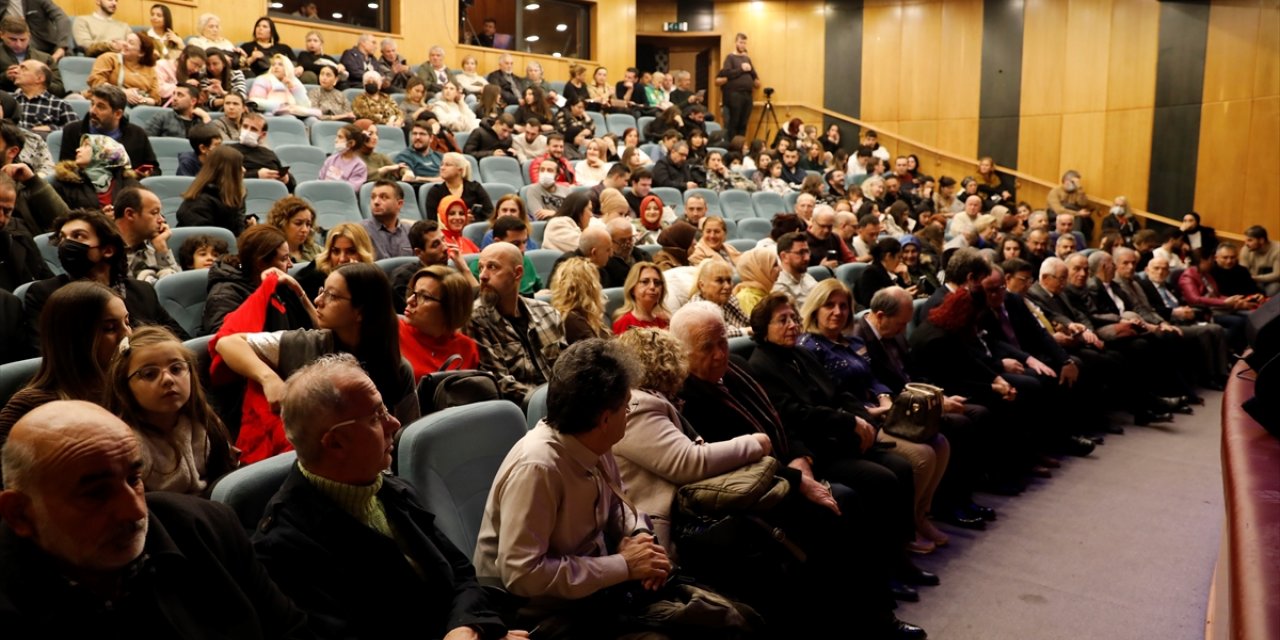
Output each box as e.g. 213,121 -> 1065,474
689,216 -> 740,267
652,220 -> 696,271
550,256 -> 611,344
453,55 -> 488,99
87,32 -> 161,106
187,13 -> 239,63
899,235 -> 939,298
612,327 -> 770,551
52,135 -> 138,210
734,247 -> 780,316
688,260 -> 750,337
248,54 -> 317,117
481,194 -> 538,250
422,152 -> 493,223
670,301 -> 929,639
800,280 -> 951,549
432,82 -> 480,134
267,196 -> 320,263
613,261 -> 669,334
353,71 -> 403,126
542,191 -> 594,253
399,265 -> 478,379
308,65 -> 355,122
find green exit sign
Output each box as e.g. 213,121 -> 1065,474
663,21 -> 689,32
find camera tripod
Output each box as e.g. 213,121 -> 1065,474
752,92 -> 781,144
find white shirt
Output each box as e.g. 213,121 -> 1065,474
773,269 -> 817,308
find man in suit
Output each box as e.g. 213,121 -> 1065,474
0,401 -> 310,637
254,354 -> 524,639
414,45 -> 456,98
0,15 -> 64,96
0,0 -> 68,62
485,53 -> 522,106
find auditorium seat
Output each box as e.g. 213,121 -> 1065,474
263,116 -> 309,147
685,188 -> 721,216
718,189 -> 755,221
244,178 -> 290,219
275,145 -> 328,186
462,221 -> 488,248
308,120 -> 344,148
737,218 -> 772,241
479,156 -> 524,187
154,268 -> 210,338
526,249 -> 562,285
210,451 -> 298,533
752,191 -> 788,219
168,226 -> 238,257
32,233 -> 61,276
525,384 -> 548,430
140,176 -> 195,226
149,137 -> 188,177
0,356 -> 40,408
296,180 -> 362,229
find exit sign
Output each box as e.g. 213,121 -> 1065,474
663,21 -> 689,32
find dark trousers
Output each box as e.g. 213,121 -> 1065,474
724,90 -> 753,138
817,448 -> 916,545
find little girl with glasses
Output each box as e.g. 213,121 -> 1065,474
104,326 -> 239,495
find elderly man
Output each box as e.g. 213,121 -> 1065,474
1050,212 -> 1087,253
468,242 -> 564,404
805,207 -> 843,268
340,34 -> 378,89
948,195 -> 983,238
485,53 -> 522,106
253,355 -> 524,640
113,186 -> 177,283
603,217 -> 649,286
548,225 -> 609,288
1,17 -> 63,98
1046,169 -> 1094,237
373,38 -> 411,91
0,401 -> 309,636
474,340 -> 678,636
794,192 -> 816,223
416,44 -> 455,98
10,59 -> 71,132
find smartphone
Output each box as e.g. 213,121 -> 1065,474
278,165 -> 291,176
826,250 -> 838,260
135,164 -> 156,176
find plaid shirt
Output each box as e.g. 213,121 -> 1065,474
467,296 -> 565,403
127,241 -> 180,284
15,91 -> 77,130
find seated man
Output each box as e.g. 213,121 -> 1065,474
0,401 -> 309,637
144,85 -> 210,138
1241,225 -> 1280,296
391,220 -> 476,313
254,355 -> 524,639
603,217 -> 649,288
373,38 -> 412,91
805,207 -> 843,268
416,45 -> 456,98
0,122 -> 66,236
11,60 -> 72,131
1046,169 -> 1094,238
0,173 -> 53,291
72,0 -> 130,57
772,231 -> 818,308
651,141 -> 697,192
0,14 -> 67,82
1210,242 -> 1264,298
474,339 -> 675,636
113,186 -> 178,283
339,34 -> 377,90
468,242 -> 564,404
509,119 -> 546,164
58,84 -> 158,175
527,133 -> 575,187
1048,213 -> 1087,253
395,120 -> 445,184
464,113 -> 514,159
473,215 -> 542,297
547,225 -> 610,288
485,53 -> 523,106
359,179 -> 413,260
176,123 -> 221,177
229,111 -> 294,190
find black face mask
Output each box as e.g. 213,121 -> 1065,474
57,239 -> 97,279
364,83 -> 379,94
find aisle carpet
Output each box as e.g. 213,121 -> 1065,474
897,393 -> 1224,640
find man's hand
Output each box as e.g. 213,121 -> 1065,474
52,48 -> 65,62
1026,356 -> 1056,377
1059,360 -> 1079,387
1081,329 -> 1103,349
820,257 -> 839,270
619,532 -> 670,588
193,107 -> 211,123
493,149 -> 506,156
854,416 -> 875,453
1,163 -> 34,182
741,62 -> 752,72
798,475 -> 840,515
4,65 -> 17,81
257,168 -> 280,180
942,395 -> 966,413
153,220 -> 172,252
992,376 -> 1017,402
1001,358 -> 1025,374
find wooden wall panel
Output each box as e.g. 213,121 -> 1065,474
713,1 -> 826,109
1254,3 -> 1280,97
860,3 -> 903,124
942,0 -> 985,121
1105,0 -> 1160,111
1061,0 -> 1112,115
898,4 -> 942,123
1194,100 -> 1253,228
1241,96 -> 1280,232
937,118 -> 979,160
1102,108 -> 1155,210
1017,114 -> 1062,181
636,1 -> 678,34
1058,112 -> 1106,191
1019,0 -> 1068,117
1201,2 -> 1262,104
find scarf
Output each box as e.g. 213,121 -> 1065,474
79,134 -> 129,193
639,194 -> 665,231
733,246 -> 777,296
657,220 -> 696,263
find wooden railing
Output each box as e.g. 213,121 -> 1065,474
756,102 -> 1246,243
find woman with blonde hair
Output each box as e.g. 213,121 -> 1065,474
267,196 -> 321,262
798,279 -> 951,551
248,54 -> 318,117
104,326 -> 238,495
177,145 -> 247,236
433,82 -> 480,134
399,265 -> 479,379
187,13 -> 239,62
613,261 -> 669,334
551,256 -> 610,344
422,152 -> 493,223
689,260 -> 750,337
453,55 -> 488,98
689,216 -> 740,267
734,247 -> 781,316
292,222 -> 376,297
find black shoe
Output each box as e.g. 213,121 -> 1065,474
967,502 -> 997,521
1134,410 -> 1173,426
884,617 -> 928,639
1188,394 -> 1206,405
1062,435 -> 1096,457
1154,396 -> 1186,412
890,580 -> 919,602
1103,422 -> 1125,435
898,563 -> 941,587
1087,435 -> 1105,445
934,507 -> 986,530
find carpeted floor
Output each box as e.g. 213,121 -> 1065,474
897,393 -> 1224,640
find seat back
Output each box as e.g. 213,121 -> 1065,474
727,238 -> 756,253
808,265 -> 834,282
149,137 -> 189,177
140,176 -> 195,226
308,120 -> 345,147
685,188 -> 721,216
395,400 -> 528,557
244,178 -> 290,218
60,56 -> 96,93
705,121 -> 723,137
906,298 -> 927,339
275,145 -> 328,186
375,256 -> 420,278
530,220 -> 548,244
479,156 -> 524,187
462,221 -> 489,248
295,180 -> 362,229
728,336 -> 755,360
32,232 -> 62,276
126,105 -> 167,130
606,113 -> 637,136
375,124 -> 407,156
736,217 -> 772,241
587,111 -> 607,136
603,286 -> 626,322
360,180 -> 420,221
721,218 -> 738,240
482,182 -> 517,204
168,226 -> 239,257
525,248 -> 561,285
154,268 -> 210,337
718,189 -> 755,221
751,191 -> 788,219
454,131 -> 470,151
525,384 -> 548,430
651,187 -> 684,215
636,116 -> 655,137
0,357 -> 41,408
47,129 -> 63,158
263,116 -> 309,147
835,262 -> 869,291
209,451 -> 298,532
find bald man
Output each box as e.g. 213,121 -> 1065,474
0,401 -> 308,637
548,225 -> 611,288
468,243 -> 566,405
604,217 -> 651,287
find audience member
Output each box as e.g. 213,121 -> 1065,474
202,49 -> 247,111
51,134 -> 137,211
248,54 -> 317,118
551,256 -> 611,344
86,31 -> 161,106
688,215 -> 739,266
317,124 -> 368,191
230,112 -> 294,189
177,233 -> 227,270
267,196 -> 319,263
632,193 -> 665,245
464,112 -> 514,158
202,224 -> 304,335
603,215 -> 649,287
542,190 -> 594,252
292,222 -> 375,300
485,53 -> 523,106
339,34 -> 378,89
1046,170 -> 1094,238
240,16 -> 293,78
112,186 -> 176,284
11,61 -> 71,131
689,259 -> 750,336
436,194 -> 480,255
397,265 -> 478,379
716,33 -> 759,137
396,120 -> 445,184
1209,242 -> 1263,298
187,13 -> 238,63
734,246 -> 780,316
58,85 -> 158,174
613,261 -> 669,334
422,152 -> 492,222
372,37 -> 412,91
355,179 -> 411,259
1241,225 -> 1280,296
509,118 -> 546,163
73,0 -> 130,57
1180,211 -> 1218,255
773,231 -> 818,308
652,141 -> 697,191
308,62 -> 354,123
481,193 -> 538,250
1,1 -> 66,62
144,85 -> 210,137
296,30 -> 345,85
391,220 -> 475,312
176,145 -> 246,236
0,175 -> 52,291
653,219 -> 696,270
476,215 -> 543,296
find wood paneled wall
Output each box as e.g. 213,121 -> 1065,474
1194,0 -> 1279,234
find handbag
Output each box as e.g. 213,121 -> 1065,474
676,456 -> 790,516
414,354 -> 500,415
881,382 -> 945,443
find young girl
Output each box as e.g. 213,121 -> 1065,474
759,160 -> 791,195
105,326 -> 238,495
178,234 -> 229,269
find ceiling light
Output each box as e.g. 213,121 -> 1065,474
367,3 -> 378,8
269,2 -> 283,8
525,3 -> 540,10
556,24 -> 568,32
552,52 -> 562,58
525,35 -> 540,42
331,12 -> 343,19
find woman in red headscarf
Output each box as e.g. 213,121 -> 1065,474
436,195 -> 480,255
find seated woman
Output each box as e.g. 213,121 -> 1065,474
87,31 -> 161,106
513,86 -> 554,134
480,194 -> 539,251
267,196 -> 321,263
0,282 -> 131,454
652,220 -> 696,271
574,139 -> 612,188
551,256 -> 611,344
176,145 -> 247,237
645,106 -> 683,143
422,152 -> 494,223
704,151 -> 756,193
900,235 -> 940,298
145,3 -> 185,61
799,280 -> 951,550
353,118 -> 398,180
203,49 -> 247,111
432,82 -> 480,134
473,84 -> 505,122
317,124 -> 369,191
292,222 -> 377,298
633,194 -> 666,246
187,13 -> 240,65
241,17 -> 294,79
308,65 -> 355,122
203,224 -> 313,336
248,54 -> 318,118
104,326 -> 239,495
214,262 -> 418,463
688,260 -> 750,337
541,191 -> 594,253
52,135 -> 138,210
734,247 -> 780,317
437,195 -> 481,255
353,71 -> 403,127
399,265 -> 478,379
856,237 -> 913,310
613,261 -> 669,334
399,77 -> 430,123
611,327 -> 769,550
617,128 -> 652,166
689,216 -> 740,267
295,30 -> 345,86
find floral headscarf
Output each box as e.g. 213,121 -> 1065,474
79,134 -> 130,193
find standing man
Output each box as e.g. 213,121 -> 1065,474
0,2 -> 68,63
715,32 -> 760,138
0,16 -> 65,95
360,179 -> 413,260
113,186 -> 178,283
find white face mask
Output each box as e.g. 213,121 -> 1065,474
238,129 -> 259,148
538,172 -> 556,188
334,140 -> 349,154
1110,206 -> 1124,216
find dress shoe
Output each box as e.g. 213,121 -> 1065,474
1062,435 -> 1096,457
980,477 -> 1026,496
1188,393 -> 1206,405
890,580 -> 920,602
1204,379 -> 1226,392
967,502 -> 997,521
1134,410 -> 1173,426
1087,435 -> 1105,445
1154,396 -> 1186,412
1038,456 -> 1062,469
934,507 -> 987,530
899,564 -> 941,587
884,618 -> 928,639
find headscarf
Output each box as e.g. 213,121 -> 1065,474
638,194 -> 665,231
657,220 -> 696,265
734,247 -> 778,295
437,195 -> 468,234
599,188 -> 630,220
79,134 -> 130,193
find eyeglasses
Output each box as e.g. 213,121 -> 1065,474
329,403 -> 393,431
770,313 -> 800,327
407,290 -> 441,306
785,248 -> 811,256
128,360 -> 190,383
316,287 -> 351,303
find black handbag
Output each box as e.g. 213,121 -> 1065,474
414,354 -> 500,415
881,382 -> 945,443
